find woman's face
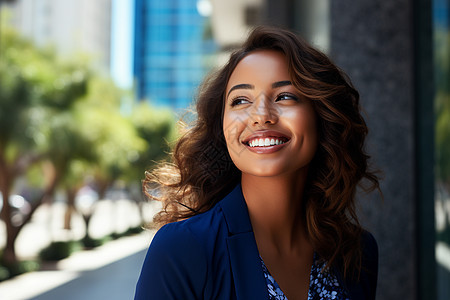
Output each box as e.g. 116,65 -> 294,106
223,50 -> 318,178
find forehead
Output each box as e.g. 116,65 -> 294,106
226,50 -> 290,92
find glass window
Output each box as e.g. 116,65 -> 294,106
434,0 -> 450,299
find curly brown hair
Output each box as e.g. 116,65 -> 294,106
144,26 -> 380,279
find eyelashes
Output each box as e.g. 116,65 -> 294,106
229,92 -> 299,107
275,92 -> 299,102
230,96 -> 250,107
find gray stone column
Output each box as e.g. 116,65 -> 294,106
329,0 -> 435,299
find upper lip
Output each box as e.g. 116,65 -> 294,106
242,130 -> 290,145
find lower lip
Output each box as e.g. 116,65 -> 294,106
244,142 -> 289,154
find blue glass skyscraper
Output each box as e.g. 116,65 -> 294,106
133,0 -> 215,110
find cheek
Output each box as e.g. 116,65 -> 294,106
286,107 -> 317,134
222,119 -> 233,147
223,112 -> 243,147
289,109 -> 319,155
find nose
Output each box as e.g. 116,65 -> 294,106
250,94 -> 278,125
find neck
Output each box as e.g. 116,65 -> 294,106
241,169 -> 309,253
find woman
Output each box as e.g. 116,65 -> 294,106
135,26 -> 380,300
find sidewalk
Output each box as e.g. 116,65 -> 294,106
0,231 -> 155,300
0,198 -> 161,300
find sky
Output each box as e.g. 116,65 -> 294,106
110,0 -> 134,89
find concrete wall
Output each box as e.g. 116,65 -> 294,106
328,1 -> 436,299
329,1 -> 417,298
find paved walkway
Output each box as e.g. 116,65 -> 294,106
0,198 -> 161,300
0,231 -> 155,300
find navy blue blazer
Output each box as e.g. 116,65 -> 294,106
135,185 -> 378,299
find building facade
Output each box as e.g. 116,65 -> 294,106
6,0 -> 112,73
133,0 -> 215,109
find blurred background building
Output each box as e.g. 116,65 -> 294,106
6,0 -> 112,73
1,0 -> 449,299
133,0 -> 216,109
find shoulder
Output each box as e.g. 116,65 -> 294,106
361,230 -> 378,258
361,230 -> 378,276
135,222 -> 208,298
345,230 -> 379,300
147,204 -> 228,264
135,205 -> 231,299
149,221 -> 208,260
174,203 -> 230,244
361,230 -> 378,251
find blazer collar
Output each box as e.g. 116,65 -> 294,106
218,184 -> 268,300
218,184 -> 252,234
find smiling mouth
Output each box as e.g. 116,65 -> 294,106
244,137 -> 289,148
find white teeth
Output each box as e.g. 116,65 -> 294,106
248,138 -> 286,147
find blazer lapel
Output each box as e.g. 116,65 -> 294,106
227,233 -> 268,299
219,185 -> 268,300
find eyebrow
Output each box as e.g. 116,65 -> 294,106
227,84 -> 254,97
226,81 -> 293,98
272,80 -> 292,88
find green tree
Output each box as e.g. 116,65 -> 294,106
73,78 -> 147,198
127,102 -> 176,184
0,22 -> 178,268
0,27 -> 89,265
435,28 -> 450,246
435,30 -> 450,186
123,102 -> 177,222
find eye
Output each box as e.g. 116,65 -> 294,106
230,97 -> 251,107
275,93 -> 299,102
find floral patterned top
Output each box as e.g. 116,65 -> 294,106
260,254 -> 350,300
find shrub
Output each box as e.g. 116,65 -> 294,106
0,265 -> 10,282
9,260 -> 40,277
0,259 -> 39,282
110,232 -> 125,240
125,226 -> 144,235
39,241 -> 81,261
81,236 -> 109,249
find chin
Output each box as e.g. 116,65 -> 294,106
237,165 -> 290,178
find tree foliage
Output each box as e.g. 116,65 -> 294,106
435,30 -> 450,185
126,102 -> 177,183
0,25 -> 90,265
0,24 -> 176,268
